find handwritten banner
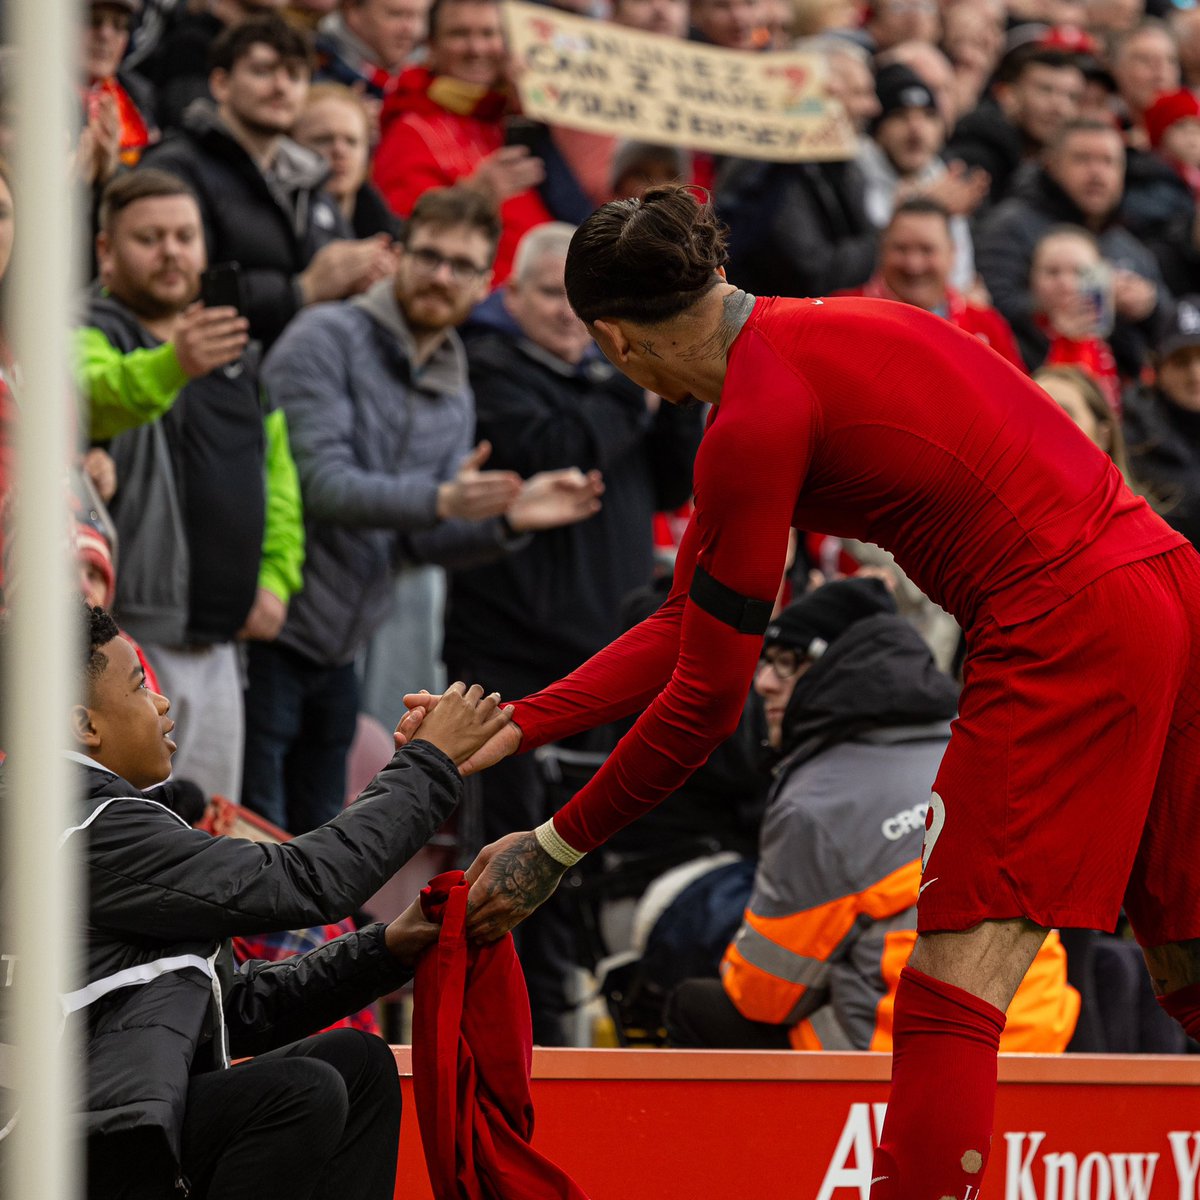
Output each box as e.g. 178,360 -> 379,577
502,1 -> 857,163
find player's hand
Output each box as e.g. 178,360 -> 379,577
411,681 -> 514,766
402,688 -> 523,774
171,302 -> 250,378
464,829 -> 568,942
384,895 -> 442,966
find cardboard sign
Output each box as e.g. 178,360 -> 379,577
502,1 -> 857,163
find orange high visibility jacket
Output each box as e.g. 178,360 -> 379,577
721,729 -> 1079,1053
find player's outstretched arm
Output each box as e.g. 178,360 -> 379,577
463,829 -> 566,942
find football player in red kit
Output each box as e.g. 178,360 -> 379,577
404,187 -> 1200,1198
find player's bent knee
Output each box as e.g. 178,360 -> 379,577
1142,937 -> 1200,995
908,918 -> 1049,1012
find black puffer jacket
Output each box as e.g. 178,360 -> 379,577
142,101 -> 349,348
32,743 -> 459,1163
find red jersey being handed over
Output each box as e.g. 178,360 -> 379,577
512,297 -> 1183,851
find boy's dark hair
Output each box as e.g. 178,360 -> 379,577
564,185 -> 728,326
86,604 -> 121,688
887,195 -> 952,228
403,185 -> 502,251
98,169 -> 198,234
209,13 -> 315,75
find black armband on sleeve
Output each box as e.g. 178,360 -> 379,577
689,565 -> 773,635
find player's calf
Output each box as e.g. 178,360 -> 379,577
1145,938 -> 1200,1039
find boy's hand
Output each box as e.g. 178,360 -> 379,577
411,681 -> 513,766
384,895 -> 441,966
401,688 -> 522,774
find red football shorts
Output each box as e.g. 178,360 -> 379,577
918,544 -> 1200,946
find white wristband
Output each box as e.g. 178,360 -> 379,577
534,819 -> 586,867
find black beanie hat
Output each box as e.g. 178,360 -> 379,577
871,63 -> 938,136
763,576 -> 897,658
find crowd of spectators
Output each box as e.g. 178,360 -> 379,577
3,0 -> 1200,1053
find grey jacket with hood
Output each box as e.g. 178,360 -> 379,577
726,614 -> 959,1049
264,278 -> 516,667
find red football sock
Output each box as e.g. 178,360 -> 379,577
1158,981 -> 1200,1039
870,966 -> 1006,1200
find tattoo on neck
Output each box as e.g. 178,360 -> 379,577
681,289 -> 755,362
639,338 -> 662,359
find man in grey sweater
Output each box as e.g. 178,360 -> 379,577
246,185 -> 601,833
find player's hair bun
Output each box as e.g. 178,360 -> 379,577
565,185 -> 730,325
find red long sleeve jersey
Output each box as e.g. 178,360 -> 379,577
513,297 -> 1183,852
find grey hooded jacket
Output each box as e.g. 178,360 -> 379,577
264,278 -> 515,667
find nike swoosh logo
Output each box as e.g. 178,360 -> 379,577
812,299 -> 824,305
918,877 -> 938,897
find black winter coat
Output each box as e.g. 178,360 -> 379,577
715,157 -> 878,298
945,97 -> 1029,208
445,325 -> 702,690
29,744 -> 460,1163
141,102 -> 350,348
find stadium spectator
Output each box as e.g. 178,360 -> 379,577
1172,6 -> 1200,89
1123,297 -> 1200,546
82,0 -> 156,171
939,2 -> 1005,122
946,46 -> 1086,207
876,41 -> 959,133
1111,18 -> 1180,147
611,142 -> 687,202
445,222 -> 702,1041
841,198 -> 1024,368
314,0 -> 430,101
293,83 -> 403,238
689,0 -> 764,50
665,579 -> 1079,1053
1143,87 -> 1200,203
373,0 -> 550,283
1026,225 -> 1122,405
142,14 -> 397,348
857,64 -> 987,293
864,0 -> 939,56
77,169 -> 304,802
975,118 -> 1170,378
140,0 -> 291,131
1087,0 -> 1145,40
610,0 -> 688,36
245,187 -> 600,834
1035,365 -> 1133,479
717,38 -> 880,297
58,602 -> 509,1200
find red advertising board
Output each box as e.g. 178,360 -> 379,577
392,1048 -> 1200,1200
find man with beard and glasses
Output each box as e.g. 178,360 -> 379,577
76,168 -> 304,804
247,185 -> 603,836
142,14 -> 398,348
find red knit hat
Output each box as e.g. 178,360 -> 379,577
1145,88 -> 1200,151
75,522 -> 115,607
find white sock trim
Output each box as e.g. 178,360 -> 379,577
535,819 -> 586,866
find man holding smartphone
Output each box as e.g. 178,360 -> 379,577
75,168 -> 305,804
